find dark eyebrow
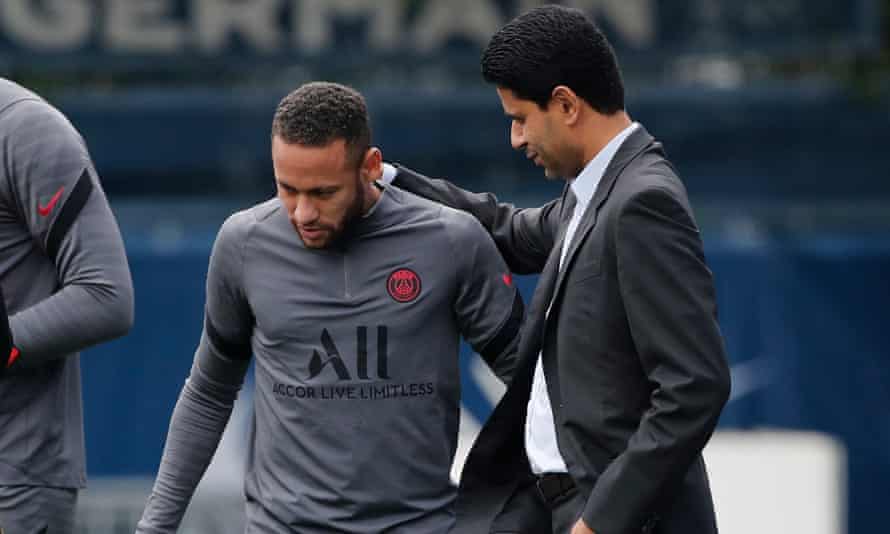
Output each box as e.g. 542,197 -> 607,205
310,186 -> 339,194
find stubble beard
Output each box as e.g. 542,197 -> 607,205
302,175 -> 366,250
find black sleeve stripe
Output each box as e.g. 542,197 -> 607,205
204,315 -> 252,361
46,169 -> 93,261
480,291 -> 524,365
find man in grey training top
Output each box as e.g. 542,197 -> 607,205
136,82 -> 522,533
0,78 -> 135,533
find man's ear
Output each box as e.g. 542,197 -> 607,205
551,85 -> 581,126
360,147 -> 383,182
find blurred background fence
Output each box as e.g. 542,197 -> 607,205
2,1 -> 889,532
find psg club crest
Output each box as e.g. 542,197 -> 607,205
387,268 -> 421,303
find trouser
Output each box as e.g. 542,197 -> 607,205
0,485 -> 78,534
491,476 -> 584,534
490,473 -> 662,534
489,474 -> 581,534
549,485 -> 584,534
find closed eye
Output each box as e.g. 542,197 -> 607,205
312,188 -> 338,198
277,181 -> 297,194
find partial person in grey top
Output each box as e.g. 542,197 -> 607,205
0,78 -> 134,532
137,82 -> 522,534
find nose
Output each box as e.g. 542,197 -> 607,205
293,195 -> 319,226
510,121 -> 525,151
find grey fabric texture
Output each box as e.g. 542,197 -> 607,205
0,484 -> 78,534
0,78 -> 134,489
138,186 -> 520,533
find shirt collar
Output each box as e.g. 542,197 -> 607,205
569,122 -> 639,210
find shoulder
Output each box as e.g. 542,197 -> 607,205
612,146 -> 691,215
437,204 -> 495,269
216,199 -> 278,250
0,79 -> 42,117
0,94 -> 89,183
1,93 -> 80,143
438,203 -> 489,242
611,164 -> 699,236
388,185 -> 483,234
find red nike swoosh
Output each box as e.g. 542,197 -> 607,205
7,347 -> 20,368
38,186 -> 64,217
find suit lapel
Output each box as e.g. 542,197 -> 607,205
549,126 -> 656,306
517,231 -> 563,368
459,189 -> 575,488
515,186 -> 576,372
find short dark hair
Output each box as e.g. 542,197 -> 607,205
481,5 -> 624,113
271,81 -> 371,164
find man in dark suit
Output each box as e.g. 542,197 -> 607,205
384,5 -> 731,534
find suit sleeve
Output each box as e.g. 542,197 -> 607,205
582,187 -> 731,533
446,212 -> 523,383
4,99 -> 133,366
393,165 -> 563,274
137,213 -> 254,534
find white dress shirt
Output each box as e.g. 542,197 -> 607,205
525,122 -> 639,474
381,163 -> 398,184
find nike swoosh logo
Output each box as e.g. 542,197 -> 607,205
38,186 -> 64,217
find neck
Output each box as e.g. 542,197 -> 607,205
361,180 -> 383,215
578,110 -> 632,171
